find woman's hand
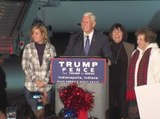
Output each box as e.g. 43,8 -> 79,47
35,80 -> 47,88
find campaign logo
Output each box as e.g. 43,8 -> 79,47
51,58 -> 106,83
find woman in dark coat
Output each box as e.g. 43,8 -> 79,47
109,23 -> 135,119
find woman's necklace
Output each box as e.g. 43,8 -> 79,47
114,43 -> 123,64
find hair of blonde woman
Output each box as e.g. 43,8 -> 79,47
83,12 -> 96,23
31,22 -> 48,43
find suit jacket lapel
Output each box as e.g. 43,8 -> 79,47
75,33 -> 85,56
88,32 -> 96,55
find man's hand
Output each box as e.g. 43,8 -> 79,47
40,91 -> 49,105
107,59 -> 111,66
106,58 -> 111,66
0,111 -> 6,119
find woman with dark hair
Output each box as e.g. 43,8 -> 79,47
126,27 -> 160,119
109,23 -> 135,119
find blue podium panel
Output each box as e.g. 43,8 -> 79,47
51,58 -> 106,83
51,57 -> 109,119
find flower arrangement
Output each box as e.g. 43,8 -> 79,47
58,83 -> 94,119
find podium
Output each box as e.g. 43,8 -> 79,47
51,57 -> 109,119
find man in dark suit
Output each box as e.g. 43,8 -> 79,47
0,55 -> 7,113
56,12 -> 112,119
64,12 -> 112,62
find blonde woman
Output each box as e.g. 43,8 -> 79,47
22,22 -> 56,118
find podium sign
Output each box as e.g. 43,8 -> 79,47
51,58 -> 106,83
